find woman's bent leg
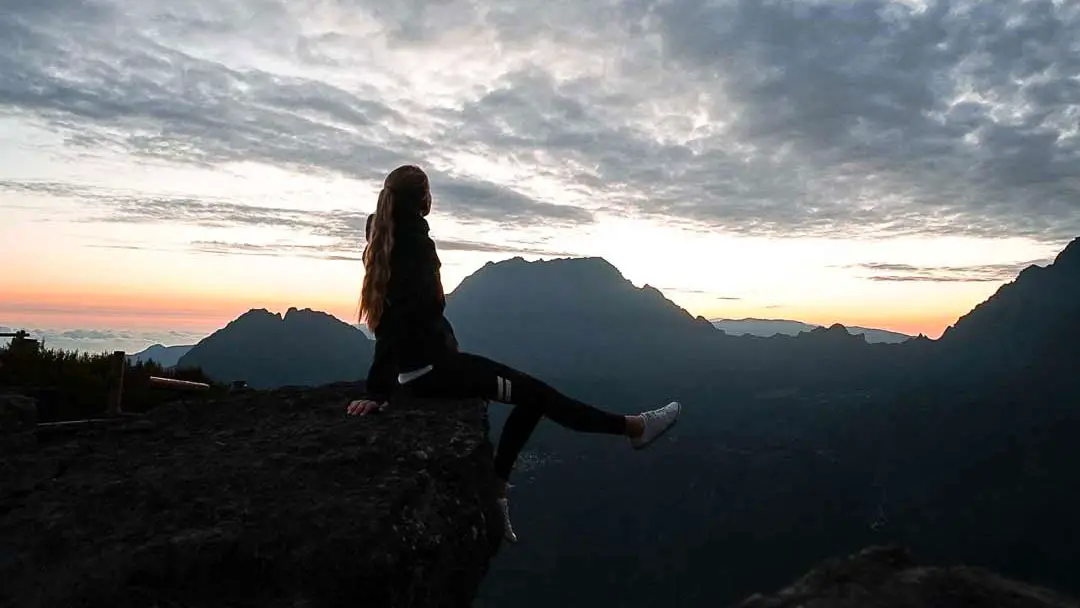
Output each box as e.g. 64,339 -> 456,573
494,405 -> 543,482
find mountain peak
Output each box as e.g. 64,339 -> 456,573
178,308 -> 371,388
938,236 -> 1080,364
450,255 -> 629,299
233,308 -> 282,323
1053,236 -> 1080,269
283,307 -> 336,322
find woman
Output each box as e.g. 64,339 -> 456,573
356,212 -> 459,406
347,164 -> 681,543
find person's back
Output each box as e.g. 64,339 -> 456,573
377,208 -> 453,374
364,177 -> 456,380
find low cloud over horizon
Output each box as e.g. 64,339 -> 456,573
0,325 -> 206,354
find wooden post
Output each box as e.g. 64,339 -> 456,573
106,350 -> 126,416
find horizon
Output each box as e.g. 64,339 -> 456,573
0,245 -> 1061,354
3,1 -> 1078,350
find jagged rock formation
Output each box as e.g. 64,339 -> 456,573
737,546 -> 1079,608
0,383 -> 503,608
177,307 -> 374,389
937,236 -> 1080,378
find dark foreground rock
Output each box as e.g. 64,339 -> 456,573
738,546 -> 1079,608
0,382 -> 503,608
0,392 -> 37,433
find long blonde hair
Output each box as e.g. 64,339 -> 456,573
359,165 -> 431,330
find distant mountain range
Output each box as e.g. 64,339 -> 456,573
185,242 -> 1069,398
359,313 -> 912,344
709,318 -> 913,343
127,344 -> 194,367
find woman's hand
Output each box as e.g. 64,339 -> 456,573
346,399 -> 386,416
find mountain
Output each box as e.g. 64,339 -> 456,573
445,257 -> 727,399
849,325 -> 914,344
176,307 -> 373,389
444,257 -> 910,408
935,237 -> 1080,379
469,241 -> 1080,607
711,318 -> 912,344
126,343 -> 194,367
711,318 -> 818,337
356,323 -> 374,340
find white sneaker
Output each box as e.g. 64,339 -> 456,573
496,497 -> 519,543
630,401 -> 681,450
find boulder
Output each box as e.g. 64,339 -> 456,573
737,546 -> 1079,608
0,382 -> 503,607
0,393 -> 37,433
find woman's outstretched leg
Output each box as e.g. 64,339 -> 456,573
405,352 -> 680,449
407,352 -> 620,431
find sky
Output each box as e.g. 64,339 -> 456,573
2,0 -> 1079,353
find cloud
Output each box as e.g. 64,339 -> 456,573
655,286 -> 742,299
848,259 -> 1053,282
90,235 -> 575,260
2,180 -> 577,257
635,0 -> 1080,241
0,326 -> 206,354
0,3 -> 591,229
2,0 -> 1080,241
430,238 -> 578,258
1,179 -> 329,230
188,238 -> 575,259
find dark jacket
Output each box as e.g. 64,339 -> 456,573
364,211 -> 457,400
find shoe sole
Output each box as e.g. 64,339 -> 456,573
632,402 -> 681,451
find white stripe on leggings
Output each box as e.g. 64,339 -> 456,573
495,376 -> 513,402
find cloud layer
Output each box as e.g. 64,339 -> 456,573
0,325 -> 205,354
848,259 -> 1054,282
0,179 -> 576,257
2,0 -> 1079,242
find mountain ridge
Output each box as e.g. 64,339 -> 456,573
127,343 -> 194,367
710,317 -> 913,343
177,306 -> 372,389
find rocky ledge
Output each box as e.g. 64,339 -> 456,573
739,546 -> 1078,608
1,383 -> 503,608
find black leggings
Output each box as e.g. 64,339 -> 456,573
402,352 -> 628,481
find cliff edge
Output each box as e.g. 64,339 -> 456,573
738,546 -> 1078,608
0,383 -> 503,607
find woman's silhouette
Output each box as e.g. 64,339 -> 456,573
347,164 -> 681,543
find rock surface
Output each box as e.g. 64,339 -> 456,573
737,546 -> 1079,608
0,382 -> 503,608
0,392 -> 37,433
